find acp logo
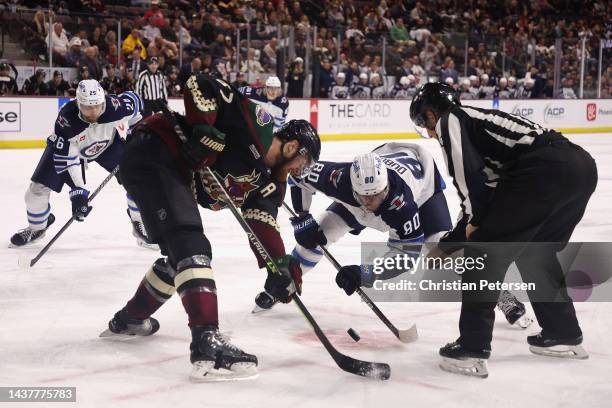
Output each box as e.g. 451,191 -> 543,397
0,101 -> 21,132
586,103 -> 597,121
543,104 -> 565,123
511,105 -> 534,118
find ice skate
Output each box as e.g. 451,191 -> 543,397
497,290 -> 533,329
190,326 -> 258,382
252,290 -> 279,313
99,310 -> 160,338
9,214 -> 55,248
528,332 -> 588,359
439,341 -> 490,378
127,209 -> 158,250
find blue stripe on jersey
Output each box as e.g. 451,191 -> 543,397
27,204 -> 50,217
55,163 -> 79,173
291,248 -> 318,268
128,205 -> 140,212
53,154 -> 78,160
123,92 -> 140,117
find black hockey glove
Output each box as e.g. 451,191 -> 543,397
69,188 -> 92,221
291,213 -> 327,249
335,265 -> 363,296
264,255 -> 303,303
181,124 -> 226,169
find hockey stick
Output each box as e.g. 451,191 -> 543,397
26,165 -> 120,268
204,168 -> 390,380
282,202 -> 418,343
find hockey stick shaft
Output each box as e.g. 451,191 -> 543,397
204,168 -> 390,379
282,202 -> 417,343
29,165 -> 120,267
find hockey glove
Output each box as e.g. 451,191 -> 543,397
291,213 -> 327,249
69,188 -> 92,221
264,255 -> 303,303
335,265 -> 363,296
181,124 -> 226,169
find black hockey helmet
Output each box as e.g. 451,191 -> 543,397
276,119 -> 321,163
410,82 -> 460,127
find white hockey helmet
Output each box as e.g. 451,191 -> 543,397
77,79 -> 105,107
399,76 -> 409,86
359,72 -> 368,82
265,75 -> 281,88
350,152 -> 389,198
407,74 -> 416,83
76,79 -> 105,122
445,76 -> 454,85
264,75 -> 282,100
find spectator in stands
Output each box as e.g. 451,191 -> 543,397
33,9 -> 48,38
0,62 -> 19,96
143,16 -> 162,44
317,58 -> 334,98
390,18 -> 410,46
120,66 -> 136,92
46,70 -> 70,96
561,77 -> 578,99
100,64 -> 122,94
79,47 -> 103,80
143,0 -> 167,28
440,57 -> 459,85
165,66 -> 182,97
91,26 -> 106,55
75,29 -> 91,49
178,57 -> 201,86
286,57 -> 305,98
126,48 -> 147,77
209,33 -> 226,61
262,37 -> 278,69
122,29 -> 147,60
241,48 -> 265,74
22,69 -> 49,96
410,56 -> 425,82
65,37 -> 84,68
150,37 -> 178,63
45,22 -> 70,62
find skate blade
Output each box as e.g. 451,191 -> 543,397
190,361 -> 258,382
99,329 -> 138,339
439,357 -> 489,378
514,315 -> 534,329
251,304 -> 273,314
529,344 -> 589,360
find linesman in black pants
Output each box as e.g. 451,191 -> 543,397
410,83 -> 597,378
137,56 -> 168,117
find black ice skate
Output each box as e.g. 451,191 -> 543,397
190,325 -> 258,382
9,214 -> 55,247
251,290 -> 279,313
99,309 -> 160,338
497,290 -> 533,329
528,332 -> 588,359
127,209 -> 158,250
439,341 -> 490,378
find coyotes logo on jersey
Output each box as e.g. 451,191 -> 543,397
198,169 -> 261,210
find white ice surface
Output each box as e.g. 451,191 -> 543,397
0,135 -> 611,408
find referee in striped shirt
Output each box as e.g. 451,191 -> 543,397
137,57 -> 168,117
410,83 -> 597,375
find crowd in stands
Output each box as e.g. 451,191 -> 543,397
0,0 -> 610,99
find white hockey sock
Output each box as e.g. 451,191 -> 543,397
126,194 -> 143,223
25,182 -> 51,231
291,244 -> 324,274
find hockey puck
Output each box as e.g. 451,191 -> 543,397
347,328 -> 361,342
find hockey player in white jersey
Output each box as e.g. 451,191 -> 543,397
351,73 -> 372,99
370,73 -> 387,99
389,75 -> 417,99
330,72 -> 350,99
9,79 -> 154,249
238,76 -> 289,131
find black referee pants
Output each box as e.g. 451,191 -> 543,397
458,141 -> 597,351
142,99 -> 168,118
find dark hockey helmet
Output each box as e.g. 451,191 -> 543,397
276,119 -> 321,163
410,82 -> 460,127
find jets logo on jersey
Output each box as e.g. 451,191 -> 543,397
57,115 -> 70,128
255,105 -> 272,127
81,140 -> 110,158
388,193 -> 405,210
329,169 -> 343,189
111,97 -> 120,111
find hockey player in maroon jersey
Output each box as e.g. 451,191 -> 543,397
101,73 -> 320,381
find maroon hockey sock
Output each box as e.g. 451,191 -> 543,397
125,280 -> 167,320
179,288 -> 219,328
